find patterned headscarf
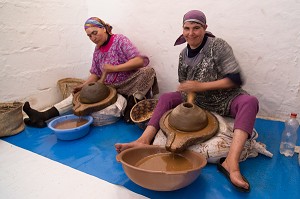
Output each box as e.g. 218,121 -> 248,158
84,17 -> 113,35
174,10 -> 214,46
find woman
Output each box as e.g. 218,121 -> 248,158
23,17 -> 159,127
115,10 -> 258,192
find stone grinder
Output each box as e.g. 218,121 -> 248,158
72,71 -> 117,116
117,92 -> 213,191
159,92 -> 219,153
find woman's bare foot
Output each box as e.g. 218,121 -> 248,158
115,126 -> 158,153
222,158 -> 249,190
115,140 -> 150,153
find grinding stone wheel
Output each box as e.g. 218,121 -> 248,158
72,86 -> 117,116
159,109 -> 219,153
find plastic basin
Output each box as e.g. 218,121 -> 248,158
48,114 -> 93,140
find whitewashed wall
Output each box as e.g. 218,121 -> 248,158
0,0 -> 92,109
1,0 -> 300,121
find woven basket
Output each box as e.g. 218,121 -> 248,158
0,102 -> 25,137
57,78 -> 85,99
130,98 -> 158,130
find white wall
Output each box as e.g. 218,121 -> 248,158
0,0 -> 92,109
1,0 -> 300,120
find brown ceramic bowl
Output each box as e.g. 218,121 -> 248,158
116,145 -> 207,191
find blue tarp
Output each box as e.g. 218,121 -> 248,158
2,118 -> 300,199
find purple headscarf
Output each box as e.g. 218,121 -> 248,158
174,10 -> 214,46
183,10 -> 206,26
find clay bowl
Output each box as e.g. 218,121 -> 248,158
116,145 -> 207,191
48,114 -> 93,141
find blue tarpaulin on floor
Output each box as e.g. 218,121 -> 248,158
2,118 -> 300,199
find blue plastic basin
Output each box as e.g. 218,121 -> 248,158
48,114 -> 93,141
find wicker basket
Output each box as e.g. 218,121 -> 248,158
0,102 -> 25,137
57,78 -> 85,99
130,98 -> 158,130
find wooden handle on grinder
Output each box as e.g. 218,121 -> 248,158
187,92 -> 196,104
98,71 -> 107,84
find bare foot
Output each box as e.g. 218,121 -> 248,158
115,140 -> 149,153
222,158 -> 249,190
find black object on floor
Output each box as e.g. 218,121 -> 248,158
217,157 -> 251,193
123,95 -> 139,123
23,118 -> 47,128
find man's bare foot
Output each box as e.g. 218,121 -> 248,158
221,158 -> 249,190
115,140 -> 150,153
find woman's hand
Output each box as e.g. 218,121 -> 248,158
178,81 -> 201,92
73,74 -> 100,94
177,81 -> 207,93
103,64 -> 115,72
178,78 -> 237,93
73,84 -> 84,94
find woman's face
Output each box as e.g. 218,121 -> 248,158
85,27 -> 108,47
182,22 -> 207,49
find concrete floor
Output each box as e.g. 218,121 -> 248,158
0,140 -> 147,199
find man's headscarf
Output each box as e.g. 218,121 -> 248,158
84,17 -> 113,35
174,10 -> 214,46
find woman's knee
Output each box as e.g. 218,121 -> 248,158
157,92 -> 182,109
231,95 -> 259,117
244,95 -> 259,112
159,92 -> 181,102
159,92 -> 175,101
235,95 -> 259,110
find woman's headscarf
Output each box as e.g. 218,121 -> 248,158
84,17 -> 113,35
174,10 -> 214,46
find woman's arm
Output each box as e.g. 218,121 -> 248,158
177,77 -> 237,93
103,56 -> 144,72
103,34 -> 149,73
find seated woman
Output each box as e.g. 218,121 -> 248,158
23,17 -> 159,127
115,10 -> 259,192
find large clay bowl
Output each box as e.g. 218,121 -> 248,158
116,145 -> 207,191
